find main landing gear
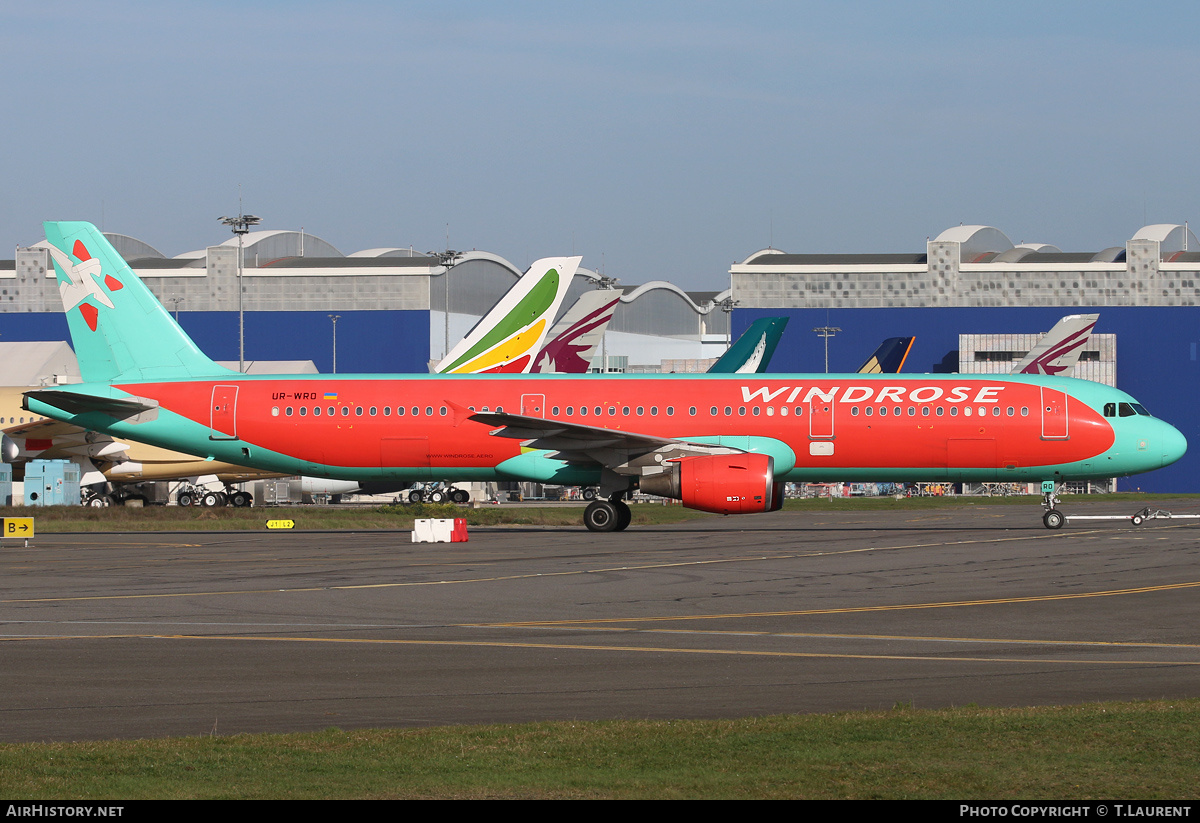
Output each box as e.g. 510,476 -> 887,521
406,483 -> 470,504
176,484 -> 252,508
584,493 -> 633,532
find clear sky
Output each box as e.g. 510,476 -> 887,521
4,1 -> 1199,289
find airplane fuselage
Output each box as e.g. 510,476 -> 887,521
26,372 -> 1185,488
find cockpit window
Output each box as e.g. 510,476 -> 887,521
1105,401 -> 1151,418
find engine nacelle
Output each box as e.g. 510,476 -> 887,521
1,434 -> 17,464
640,452 -> 784,514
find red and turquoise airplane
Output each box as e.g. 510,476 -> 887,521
24,222 -> 1187,531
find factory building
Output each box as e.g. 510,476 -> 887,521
4,222 -> 1195,493
730,223 -> 1200,492
2,229 -> 728,375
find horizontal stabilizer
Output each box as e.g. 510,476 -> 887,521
23,389 -> 158,419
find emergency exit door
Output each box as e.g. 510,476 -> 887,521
1040,387 -> 1069,440
210,385 -> 239,440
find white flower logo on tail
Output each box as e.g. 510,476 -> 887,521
47,238 -> 123,331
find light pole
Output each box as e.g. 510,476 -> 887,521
813,325 -> 841,373
719,296 -> 739,348
168,297 -> 184,321
596,274 -> 619,372
219,211 -> 262,372
328,314 -> 340,374
428,250 -> 462,360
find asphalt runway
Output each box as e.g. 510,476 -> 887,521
2,502 -> 1200,742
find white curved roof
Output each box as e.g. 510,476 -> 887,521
738,248 -> 786,265
103,233 -> 166,260
1132,223 -> 1200,253
347,248 -> 424,258
620,280 -> 717,314
933,225 -> 1014,261
177,229 -> 343,261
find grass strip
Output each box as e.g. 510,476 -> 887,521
1,700 -> 1198,799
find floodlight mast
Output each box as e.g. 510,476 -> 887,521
429,249 -> 463,360
219,212 -> 262,373
328,315 -> 341,374
813,325 -> 841,373
595,273 -> 620,372
719,296 -> 739,347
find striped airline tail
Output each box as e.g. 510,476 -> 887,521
43,221 -> 233,384
435,256 -> 579,374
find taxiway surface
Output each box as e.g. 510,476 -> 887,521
2,504 -> 1198,741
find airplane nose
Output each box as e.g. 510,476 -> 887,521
1160,421 -> 1188,468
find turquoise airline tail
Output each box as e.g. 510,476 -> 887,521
708,317 -> 789,374
43,221 -> 233,384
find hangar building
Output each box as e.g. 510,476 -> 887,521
2,230 -> 729,376
730,223 -> 1200,492
4,222 -> 1194,493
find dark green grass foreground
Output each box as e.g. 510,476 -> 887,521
6,492 -> 1199,532
2,701 -> 1199,799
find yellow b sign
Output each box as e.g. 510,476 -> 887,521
2,518 -> 34,539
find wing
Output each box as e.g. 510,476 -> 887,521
470,409 -> 747,478
2,417 -> 128,463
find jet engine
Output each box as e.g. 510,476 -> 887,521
1,434 -> 17,464
639,452 -> 784,514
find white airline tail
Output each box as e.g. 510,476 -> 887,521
1014,314 -> 1099,376
530,289 -> 621,373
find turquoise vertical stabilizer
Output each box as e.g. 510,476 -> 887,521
43,221 -> 234,384
708,317 -> 789,374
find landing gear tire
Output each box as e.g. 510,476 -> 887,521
615,500 -> 632,531
408,490 -> 424,504
178,491 -> 195,507
86,495 -> 109,508
581,488 -> 598,501
1043,509 -> 1065,530
584,500 -> 620,532
429,490 -> 447,504
230,491 -> 253,508
452,489 -> 470,504
201,491 -> 223,508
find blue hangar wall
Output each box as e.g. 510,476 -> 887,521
2,310 -> 433,376
735,306 -> 1200,493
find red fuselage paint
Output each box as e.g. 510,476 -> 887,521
121,376 -> 1116,474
